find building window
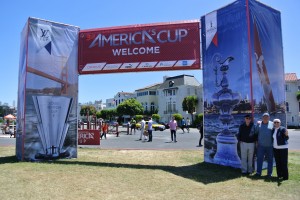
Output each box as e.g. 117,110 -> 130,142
164,89 -> 177,96
285,84 -> 290,92
150,102 -> 155,113
149,91 -> 156,95
172,101 -> 176,112
286,102 -> 289,112
166,101 -> 172,112
137,91 -> 149,96
145,102 -> 148,111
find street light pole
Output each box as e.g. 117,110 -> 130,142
169,97 -> 172,120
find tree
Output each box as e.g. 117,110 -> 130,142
296,91 -> 300,101
97,109 -> 117,121
172,113 -> 183,122
182,95 -> 198,123
152,114 -> 160,122
194,113 -> 204,127
116,98 -> 143,117
80,105 -> 97,117
135,115 -> 143,122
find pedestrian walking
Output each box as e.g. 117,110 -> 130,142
186,117 -> 191,133
101,121 -> 108,139
139,118 -> 146,141
181,117 -> 186,133
130,118 -> 136,135
197,122 -> 204,147
168,116 -> 178,142
147,117 -> 153,142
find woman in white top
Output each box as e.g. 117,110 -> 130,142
272,119 -> 289,180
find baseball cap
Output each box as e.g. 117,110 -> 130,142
262,113 -> 269,117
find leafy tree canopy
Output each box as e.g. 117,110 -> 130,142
182,95 -> 198,122
80,105 -> 96,116
116,98 -> 143,117
152,114 -> 160,121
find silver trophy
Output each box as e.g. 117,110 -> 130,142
212,56 -> 241,168
32,95 -> 73,159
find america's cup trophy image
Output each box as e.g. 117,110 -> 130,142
32,95 -> 73,159
212,56 -> 241,168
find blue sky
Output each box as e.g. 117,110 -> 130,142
1,0 -> 299,106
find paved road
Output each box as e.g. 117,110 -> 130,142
1,128 -> 299,150
97,127 -> 202,150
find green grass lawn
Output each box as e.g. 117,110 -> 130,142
0,147 -> 299,200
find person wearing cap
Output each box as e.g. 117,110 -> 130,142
272,119 -> 289,180
237,114 -> 257,175
255,112 -> 274,178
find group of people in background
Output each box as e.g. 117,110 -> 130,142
167,116 -> 203,146
177,117 -> 191,133
238,112 -> 289,180
126,116 -> 199,144
137,117 -> 153,142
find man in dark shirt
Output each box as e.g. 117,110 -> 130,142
238,114 -> 257,175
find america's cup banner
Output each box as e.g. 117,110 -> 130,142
78,20 -> 201,74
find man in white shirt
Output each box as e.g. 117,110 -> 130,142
139,118 -> 146,141
147,118 -> 153,142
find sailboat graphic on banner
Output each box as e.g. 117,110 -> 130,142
254,21 -> 276,113
32,95 -> 73,159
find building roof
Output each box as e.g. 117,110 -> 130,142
116,92 -> 134,96
158,74 -> 200,89
285,73 -> 298,82
135,83 -> 162,91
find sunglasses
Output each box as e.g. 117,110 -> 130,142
274,122 -> 280,124
245,117 -> 251,119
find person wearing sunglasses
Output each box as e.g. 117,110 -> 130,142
238,114 -> 257,175
272,119 -> 289,180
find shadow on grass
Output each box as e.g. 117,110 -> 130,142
0,156 -> 18,164
52,159 -> 241,184
248,174 -> 284,186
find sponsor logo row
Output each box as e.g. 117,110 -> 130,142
82,60 -> 196,71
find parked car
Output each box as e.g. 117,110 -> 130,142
136,121 -> 165,131
108,121 -> 119,127
158,122 -> 170,129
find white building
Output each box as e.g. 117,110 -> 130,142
105,92 -> 135,110
285,73 -> 300,127
78,100 -> 106,120
135,83 -> 161,114
157,75 -> 203,123
103,74 -> 203,124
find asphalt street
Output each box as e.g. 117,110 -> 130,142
1,128 -> 299,150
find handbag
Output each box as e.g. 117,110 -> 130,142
143,130 -> 149,136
